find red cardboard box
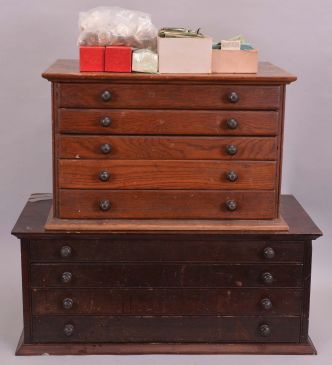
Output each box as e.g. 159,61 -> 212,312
80,46 -> 105,72
105,46 -> 132,72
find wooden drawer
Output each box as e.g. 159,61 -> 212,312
58,83 -> 281,110
29,239 -> 305,263
58,190 -> 276,219
58,109 -> 280,136
58,160 -> 276,190
58,136 -> 277,161
32,316 -> 300,343
31,288 -> 303,316
30,263 -> 303,288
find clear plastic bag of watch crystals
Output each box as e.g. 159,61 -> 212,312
78,6 -> 158,50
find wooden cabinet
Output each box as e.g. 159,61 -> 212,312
12,195 -> 322,355
42,60 -> 296,220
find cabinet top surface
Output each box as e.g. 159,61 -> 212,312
42,59 -> 297,83
11,195 -> 321,238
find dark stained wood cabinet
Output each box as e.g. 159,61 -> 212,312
12,195 -> 322,355
42,60 -> 296,220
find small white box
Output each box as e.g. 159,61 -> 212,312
158,36 -> 212,74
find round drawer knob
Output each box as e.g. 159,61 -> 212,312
225,199 -> 237,211
60,245 -> 72,258
101,90 -> 112,101
63,323 -> 74,337
61,271 -> 72,284
226,144 -> 237,155
260,298 -> 273,310
100,143 -> 112,154
259,324 -> 271,337
63,298 -> 74,310
99,170 -> 110,182
261,272 -> 274,285
263,247 -> 276,259
227,91 -> 240,103
226,118 -> 238,129
100,116 -> 112,127
99,199 -> 111,211
226,170 -> 238,182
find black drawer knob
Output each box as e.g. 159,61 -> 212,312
227,91 -> 240,103
63,298 -> 74,310
261,272 -> 274,285
260,298 -> 273,310
61,272 -> 72,284
226,170 -> 238,182
259,323 -> 271,337
100,116 -> 112,127
225,199 -> 237,211
226,144 -> 237,155
100,143 -> 112,154
99,199 -> 111,211
226,118 -> 238,129
99,170 -> 111,182
60,245 -> 72,258
63,323 -> 74,337
263,247 -> 276,259
101,90 -> 112,101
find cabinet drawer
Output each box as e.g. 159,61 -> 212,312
58,136 -> 277,161
58,83 -> 281,110
58,190 -> 276,219
30,263 -> 303,288
58,109 -> 280,136
58,160 -> 276,190
32,316 -> 300,343
31,288 -> 303,316
29,239 -> 305,263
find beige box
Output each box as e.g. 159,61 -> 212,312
212,49 -> 258,73
158,36 -> 212,73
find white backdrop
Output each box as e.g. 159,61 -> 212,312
0,1 -> 331,364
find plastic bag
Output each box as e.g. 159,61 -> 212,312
78,6 -> 158,50
132,49 -> 158,73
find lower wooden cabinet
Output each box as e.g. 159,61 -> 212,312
12,195 -> 322,355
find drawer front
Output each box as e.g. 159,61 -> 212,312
58,83 -> 281,110
58,109 -> 279,136
58,190 -> 276,219
29,239 -> 305,263
32,288 -> 303,316
30,263 -> 303,288
58,160 -> 276,190
32,316 -> 300,343
58,136 -> 277,161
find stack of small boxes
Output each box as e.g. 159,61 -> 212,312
80,46 -> 132,72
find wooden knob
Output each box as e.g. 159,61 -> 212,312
100,116 -> 112,127
225,199 -> 237,211
62,298 -> 74,310
263,247 -> 276,259
226,118 -> 238,129
63,323 -> 74,337
100,143 -> 112,154
228,91 -> 239,103
99,199 -> 111,211
60,245 -> 72,258
101,90 -> 112,101
259,324 -> 271,337
260,298 -> 273,310
261,272 -> 274,285
61,272 -> 72,284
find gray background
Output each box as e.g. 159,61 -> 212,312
0,0 -> 331,363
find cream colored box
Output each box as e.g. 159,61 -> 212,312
158,36 -> 212,73
212,49 -> 258,73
